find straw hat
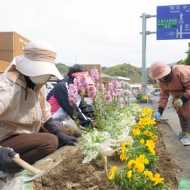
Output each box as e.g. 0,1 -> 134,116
15,41 -> 63,79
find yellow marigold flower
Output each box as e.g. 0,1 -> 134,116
146,140 -> 155,148
140,107 -> 153,118
137,154 -> 149,165
135,162 -> 145,173
144,130 -> 153,137
150,148 -> 156,155
138,117 -> 155,127
152,173 -> 164,185
127,170 -> 132,179
146,140 -> 156,155
138,124 -> 145,129
140,139 -> 145,144
127,160 -> 136,169
144,170 -> 154,181
152,135 -> 158,141
132,128 -> 140,137
107,166 -> 118,180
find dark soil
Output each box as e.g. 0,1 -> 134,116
33,147 -> 117,190
156,130 -> 180,190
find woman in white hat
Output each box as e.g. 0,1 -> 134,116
0,41 -> 76,173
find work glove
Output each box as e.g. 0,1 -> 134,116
75,107 -> 93,128
154,111 -> 161,121
173,96 -> 188,110
44,118 -> 77,147
56,132 -> 77,146
154,107 -> 164,121
80,117 -> 93,128
0,147 -> 17,172
173,98 -> 183,109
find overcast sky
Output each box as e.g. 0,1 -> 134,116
1,0 -> 190,67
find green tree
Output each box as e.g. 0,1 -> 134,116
56,63 -> 69,74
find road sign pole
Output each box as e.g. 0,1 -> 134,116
141,13 -> 147,83
140,13 -> 156,84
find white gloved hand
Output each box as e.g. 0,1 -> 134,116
173,98 -> 183,109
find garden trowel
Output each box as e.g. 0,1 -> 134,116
12,154 -> 46,183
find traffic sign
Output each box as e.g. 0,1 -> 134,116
157,4 -> 190,40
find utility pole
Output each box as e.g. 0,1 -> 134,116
140,13 -> 156,84
141,13 -> 147,84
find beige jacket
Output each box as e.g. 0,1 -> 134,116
0,70 -> 50,141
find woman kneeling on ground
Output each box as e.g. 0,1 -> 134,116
0,42 -> 76,173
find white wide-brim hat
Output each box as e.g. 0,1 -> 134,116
15,41 -> 63,80
15,55 -> 63,79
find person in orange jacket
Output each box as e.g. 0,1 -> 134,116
149,62 -> 190,145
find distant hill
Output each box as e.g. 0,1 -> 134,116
103,63 -> 141,83
56,63 -> 142,83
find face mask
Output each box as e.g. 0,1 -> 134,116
30,75 -> 51,84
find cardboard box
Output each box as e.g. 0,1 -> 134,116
0,60 -> 10,72
0,32 -> 29,72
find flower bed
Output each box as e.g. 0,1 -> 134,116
33,107 -> 178,190
78,85 -> 175,190
34,77 -> 178,190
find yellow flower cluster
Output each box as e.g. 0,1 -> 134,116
144,170 -> 164,185
137,108 -> 156,127
138,117 -> 156,127
140,107 -> 153,118
132,127 -> 141,137
145,139 -> 156,155
144,130 -> 158,141
108,166 -> 118,180
127,154 -> 149,173
108,107 -> 165,188
132,107 -> 157,154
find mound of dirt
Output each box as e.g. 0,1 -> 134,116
33,147 -> 117,190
